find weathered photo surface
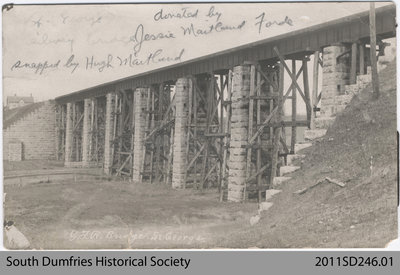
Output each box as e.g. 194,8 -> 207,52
2,2 -> 397,249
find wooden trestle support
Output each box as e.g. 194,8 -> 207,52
56,48 -> 328,203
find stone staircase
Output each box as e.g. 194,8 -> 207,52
271,68 -> 372,188
252,68 -> 374,223
250,38 -> 396,223
306,68 -> 372,141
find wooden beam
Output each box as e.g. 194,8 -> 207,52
248,83 -> 293,145
291,60 -> 297,154
246,163 -> 270,184
256,65 -> 262,202
302,58 -> 312,128
193,78 -> 198,188
219,74 -> 224,194
184,78 -> 193,188
311,51 -> 319,129
274,47 -> 311,110
73,113 -> 84,132
280,135 -> 289,155
370,2 -> 380,99
144,94 -> 175,142
149,88 -> 156,183
350,42 -> 358,85
269,62 -> 284,187
154,84 -> 163,182
359,43 -> 365,75
220,71 -> 232,202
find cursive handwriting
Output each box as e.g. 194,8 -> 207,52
9,49 -> 185,75
206,6 -> 222,21
117,48 -> 185,67
154,7 -> 198,21
86,54 -> 113,72
31,33 -> 75,53
64,54 -> 79,73
11,59 -> 61,75
131,24 -> 176,56
255,12 -> 293,34
181,21 -> 246,37
87,24 -> 176,56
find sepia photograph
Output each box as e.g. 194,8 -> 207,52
2,1 -> 398,249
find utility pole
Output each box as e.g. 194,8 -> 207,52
369,2 -> 380,99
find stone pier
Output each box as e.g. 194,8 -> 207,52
64,102 -> 73,163
172,78 -> 190,189
81,98 -> 91,166
320,44 -> 351,117
103,92 -> 116,174
227,65 -> 251,202
132,87 -> 148,182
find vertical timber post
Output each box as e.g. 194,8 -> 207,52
184,78 -> 193,188
220,70 -> 232,201
256,65 -> 262,202
311,51 -> 319,129
291,60 -> 297,153
302,58 -> 311,128
350,42 -> 358,85
270,63 -> 284,187
359,44 -> 365,75
369,2 -> 380,99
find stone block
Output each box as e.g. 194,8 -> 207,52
294,143 -> 312,152
259,202 -> 273,211
265,189 -> 282,201
287,154 -> 306,165
273,176 -> 291,186
304,129 -> 327,141
280,166 -> 301,176
314,116 -> 336,129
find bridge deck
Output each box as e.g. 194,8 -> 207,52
55,4 -> 395,104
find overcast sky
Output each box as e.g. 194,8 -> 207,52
2,2 -> 392,103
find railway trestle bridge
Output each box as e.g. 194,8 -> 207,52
55,5 -> 395,202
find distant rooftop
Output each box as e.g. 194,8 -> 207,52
7,95 -> 34,104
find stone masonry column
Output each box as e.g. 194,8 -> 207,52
103,92 -> 116,174
320,45 -> 350,117
64,102 -> 73,164
81,98 -> 91,167
132,87 -> 148,182
227,65 -> 251,202
172,78 -> 190,189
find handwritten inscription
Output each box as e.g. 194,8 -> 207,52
64,54 -> 80,73
131,24 -> 176,55
11,60 -> 61,75
153,7 -> 199,21
86,55 -> 114,72
181,21 -> 246,37
10,49 -> 185,74
117,48 -> 185,68
31,33 -> 75,53
8,5 -> 297,77
255,12 -> 293,34
206,6 -> 222,21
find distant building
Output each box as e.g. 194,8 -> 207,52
6,94 -> 34,109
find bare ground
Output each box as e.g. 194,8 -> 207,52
3,61 -> 397,249
4,180 -> 258,249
